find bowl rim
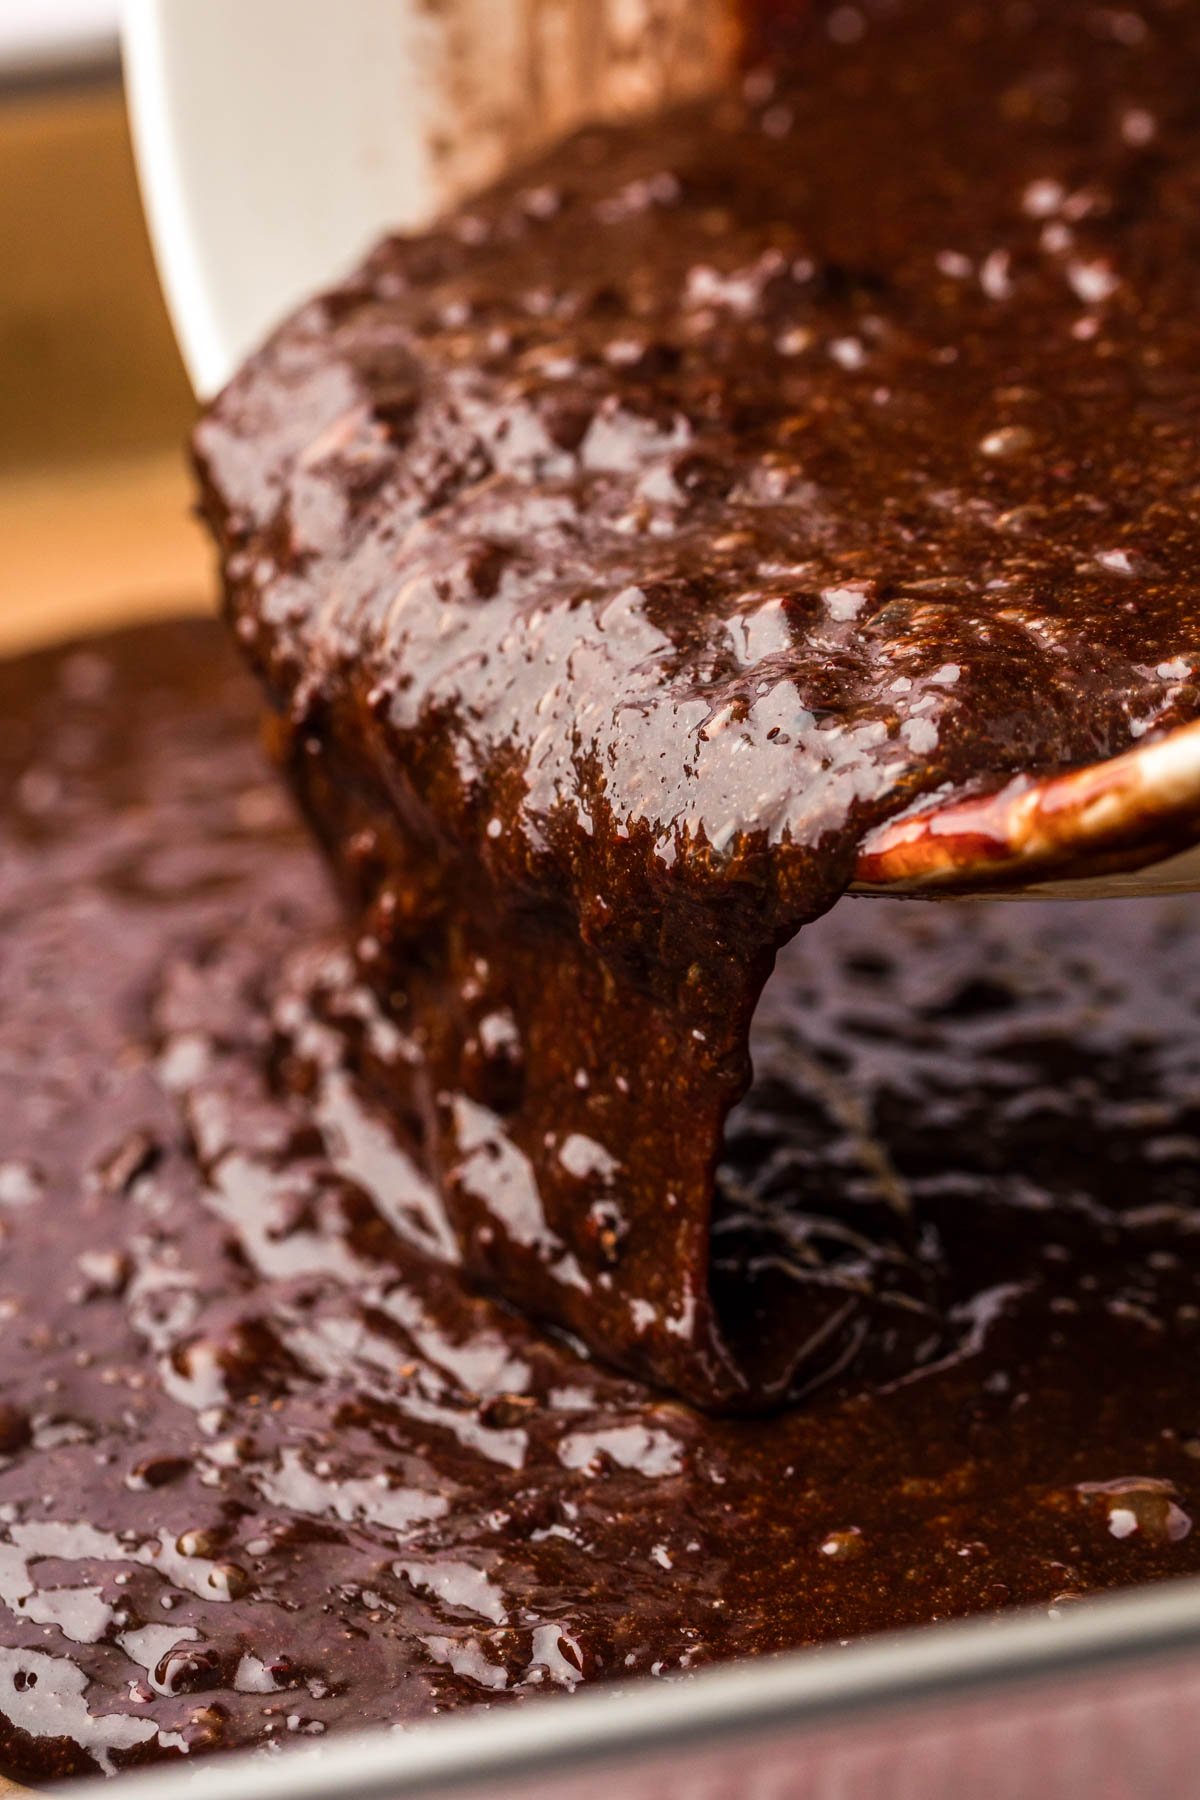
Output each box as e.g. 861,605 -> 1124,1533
853,717 -> 1200,899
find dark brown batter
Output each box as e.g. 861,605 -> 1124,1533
2,620 -> 1200,1780
197,0 -> 1200,1405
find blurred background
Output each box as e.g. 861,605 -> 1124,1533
0,0 -> 207,653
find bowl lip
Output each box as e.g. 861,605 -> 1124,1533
120,0 -> 230,397
853,717 -> 1200,897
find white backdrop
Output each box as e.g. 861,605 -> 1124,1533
0,0 -> 119,76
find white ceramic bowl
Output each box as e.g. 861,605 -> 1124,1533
121,0 -> 732,397
121,0 -> 1200,900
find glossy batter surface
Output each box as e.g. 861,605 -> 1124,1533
2,622 -> 1200,1780
197,0 -> 1200,1403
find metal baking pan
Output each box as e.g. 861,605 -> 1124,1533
58,1575 -> 1200,1800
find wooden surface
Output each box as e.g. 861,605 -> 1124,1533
0,81 -> 208,654
0,449 -> 211,654
0,84 -> 193,475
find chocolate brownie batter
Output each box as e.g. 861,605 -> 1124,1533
197,0 -> 1200,1405
2,621 -> 1200,1780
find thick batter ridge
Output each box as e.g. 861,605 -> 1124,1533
198,0 -> 1200,1402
